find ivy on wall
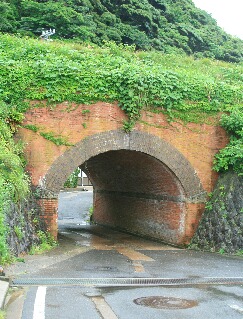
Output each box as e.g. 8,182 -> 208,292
0,34 -> 242,176
214,110 -> 243,175
0,102 -> 29,263
0,35 -> 242,121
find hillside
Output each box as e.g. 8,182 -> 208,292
2,0 -> 243,62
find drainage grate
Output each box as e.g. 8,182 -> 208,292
11,277 -> 243,287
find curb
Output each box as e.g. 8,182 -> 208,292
0,277 -> 9,310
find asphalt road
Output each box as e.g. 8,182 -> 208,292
58,189 -> 93,225
4,191 -> 243,319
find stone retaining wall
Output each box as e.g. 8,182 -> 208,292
191,171 -> 243,253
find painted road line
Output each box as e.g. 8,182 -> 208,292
91,296 -> 118,319
116,247 -> 155,261
230,304 -> 243,313
33,286 -> 46,319
92,244 -> 113,250
132,261 -> 145,273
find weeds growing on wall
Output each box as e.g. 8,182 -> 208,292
0,34 -> 242,173
0,34 -> 242,124
0,104 -> 29,264
0,34 -> 242,258
214,109 -> 243,175
29,230 -> 57,255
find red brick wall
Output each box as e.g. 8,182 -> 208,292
16,102 -> 228,245
37,198 -> 58,239
85,150 -> 188,244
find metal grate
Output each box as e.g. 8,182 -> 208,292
11,277 -> 243,287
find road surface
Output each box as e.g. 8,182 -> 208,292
4,191 -> 243,319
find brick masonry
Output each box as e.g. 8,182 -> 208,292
37,198 -> 58,238
16,102 -> 228,244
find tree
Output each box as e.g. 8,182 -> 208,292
0,1 -> 18,33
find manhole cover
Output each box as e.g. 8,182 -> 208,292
134,296 -> 198,309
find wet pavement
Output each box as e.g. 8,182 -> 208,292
3,191 -> 243,318
58,189 -> 93,226
4,224 -> 243,319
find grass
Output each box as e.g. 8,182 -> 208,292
0,310 -> 6,319
29,231 -> 58,255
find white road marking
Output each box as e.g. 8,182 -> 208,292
33,286 -> 47,319
230,304 -> 243,314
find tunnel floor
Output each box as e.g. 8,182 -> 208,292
57,189 -> 179,272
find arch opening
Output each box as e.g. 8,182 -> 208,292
39,130 -> 206,245
82,150 -> 187,244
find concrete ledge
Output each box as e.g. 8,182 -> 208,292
0,278 -> 9,310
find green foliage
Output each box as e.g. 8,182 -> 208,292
0,111 -> 29,202
123,119 -> 135,132
220,109 -> 243,137
218,248 -> 225,255
64,168 -> 80,188
39,131 -> 73,146
0,101 -> 29,264
0,310 -> 6,319
29,230 -> 57,254
0,180 -> 11,264
23,124 -> 73,145
0,34 -> 242,126
0,1 -> 18,33
20,0 -> 86,38
23,124 -> 39,132
89,205 -> 93,216
214,110 -> 243,175
88,205 -> 93,223
82,109 -> 90,115
14,226 -> 24,240
1,0 -> 243,62
236,250 -> 243,256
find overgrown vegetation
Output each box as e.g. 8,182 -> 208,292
190,172 -> 243,254
1,34 -> 242,119
0,99 -> 58,264
0,310 -> 6,319
0,101 -> 29,264
39,132 -> 73,146
0,33 -> 242,171
64,168 -> 80,188
213,110 -> 243,175
23,124 -> 73,146
0,5 -> 242,259
29,230 -> 57,255
1,0 -> 243,63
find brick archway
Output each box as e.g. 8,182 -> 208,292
39,130 -> 206,245
42,130 -> 205,198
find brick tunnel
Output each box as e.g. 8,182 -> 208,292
82,150 -> 186,244
38,130 -> 206,246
